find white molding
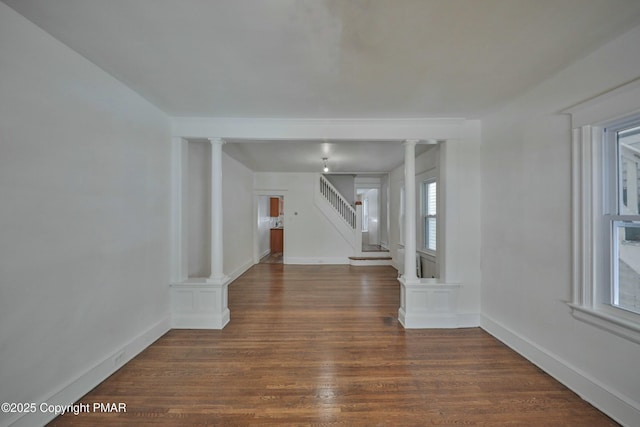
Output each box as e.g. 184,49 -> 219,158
562,77 -> 640,128
259,248 -> 271,260
568,304 -> 640,345
456,313 -> 481,328
568,86 -> 640,345
397,277 -> 462,329
398,308 -> 458,328
227,258 -> 255,284
284,257 -> 349,265
5,317 -> 171,427
171,117 -> 465,140
170,278 -> 231,329
481,315 -> 640,427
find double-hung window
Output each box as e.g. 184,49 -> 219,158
422,179 -> 437,252
607,121 -> 640,315
568,79 -> 640,344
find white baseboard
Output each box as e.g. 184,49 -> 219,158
5,316 -> 171,427
284,257 -> 349,265
171,308 -> 230,329
398,308 -> 458,328
456,313 -> 481,328
481,314 -> 640,426
398,309 -> 479,329
259,248 -> 271,259
228,258 -> 255,283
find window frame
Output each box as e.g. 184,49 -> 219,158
421,178 -> 437,253
567,79 -> 640,344
604,119 -> 640,316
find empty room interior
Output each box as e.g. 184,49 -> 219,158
2,1 -> 640,426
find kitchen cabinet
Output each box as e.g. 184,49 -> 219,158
269,197 -> 280,217
270,228 -> 283,253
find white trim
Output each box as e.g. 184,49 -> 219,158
170,280 -> 230,329
568,303 -> 640,345
171,117 -> 465,140
398,307 -> 457,328
397,278 -> 462,328
562,77 -> 640,128
456,313 -> 481,328
481,315 -> 640,427
5,317 -> 171,427
398,310 -> 479,329
227,258 -> 255,284
259,248 -> 271,260
568,84 -> 640,344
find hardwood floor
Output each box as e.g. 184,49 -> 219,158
48,265 -> 617,426
259,251 -> 283,264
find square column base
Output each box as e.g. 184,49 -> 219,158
170,277 -> 230,329
398,277 -> 461,329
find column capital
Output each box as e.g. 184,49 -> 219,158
403,139 -> 420,146
208,137 -> 226,145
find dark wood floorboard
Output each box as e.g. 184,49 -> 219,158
48,264 -> 618,426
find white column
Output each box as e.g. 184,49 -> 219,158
398,139 -> 462,329
403,139 -> 419,283
208,137 -> 227,283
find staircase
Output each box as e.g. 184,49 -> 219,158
316,174 -> 392,266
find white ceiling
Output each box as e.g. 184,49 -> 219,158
5,0 -> 640,172
221,139 -> 431,173
5,0 -> 640,119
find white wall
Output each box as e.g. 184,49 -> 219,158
380,174 -> 390,248
481,24 -> 640,425
364,188 -> 379,245
324,174 -> 355,203
0,4 -> 171,426
187,141 -> 211,277
222,152 -> 254,278
254,173 -> 353,263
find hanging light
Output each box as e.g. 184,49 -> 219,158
322,157 -> 329,173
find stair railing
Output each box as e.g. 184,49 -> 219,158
319,175 -> 357,229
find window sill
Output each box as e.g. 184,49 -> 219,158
568,303 -> 640,345
417,249 -> 436,258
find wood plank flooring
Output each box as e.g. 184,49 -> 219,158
48,265 -> 617,426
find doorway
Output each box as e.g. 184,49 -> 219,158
257,195 -> 284,264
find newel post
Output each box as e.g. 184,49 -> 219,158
355,201 -> 363,255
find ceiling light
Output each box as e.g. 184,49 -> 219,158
322,158 -> 329,173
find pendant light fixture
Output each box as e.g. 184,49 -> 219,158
322,157 -> 329,173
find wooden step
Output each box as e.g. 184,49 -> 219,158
348,256 -> 393,267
